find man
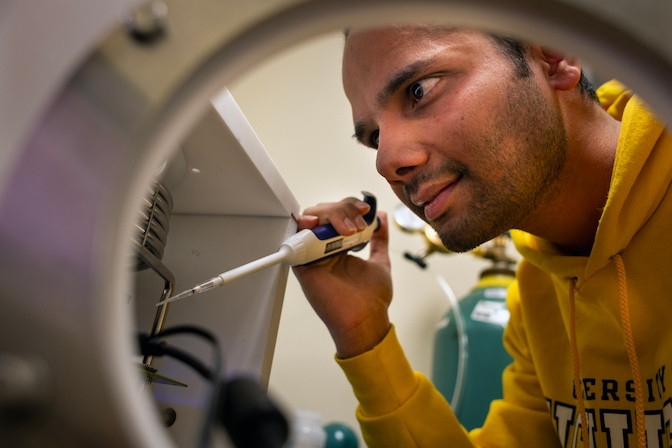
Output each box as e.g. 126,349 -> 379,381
293,25 -> 672,448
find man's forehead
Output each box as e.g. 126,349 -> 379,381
343,26 -> 483,68
347,28 -> 425,65
343,26 -> 479,83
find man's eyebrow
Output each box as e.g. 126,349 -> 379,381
376,59 -> 433,107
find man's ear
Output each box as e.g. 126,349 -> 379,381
536,46 -> 582,91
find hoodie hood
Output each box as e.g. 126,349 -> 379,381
512,80 -> 670,285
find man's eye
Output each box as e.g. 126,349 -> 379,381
408,77 -> 440,103
370,130 -> 380,149
410,82 -> 425,101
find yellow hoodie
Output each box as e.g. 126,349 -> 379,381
336,81 -> 672,448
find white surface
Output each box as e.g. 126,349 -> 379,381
134,97 -> 299,446
164,89 -> 298,217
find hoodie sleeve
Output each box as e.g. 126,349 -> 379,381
336,289 -> 562,447
336,325 -> 474,447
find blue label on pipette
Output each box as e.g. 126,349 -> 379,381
313,224 -> 340,241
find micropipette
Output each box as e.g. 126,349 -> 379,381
156,192 -> 379,306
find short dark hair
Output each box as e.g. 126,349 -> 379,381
488,34 -> 599,102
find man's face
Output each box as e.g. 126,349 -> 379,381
343,27 -> 568,251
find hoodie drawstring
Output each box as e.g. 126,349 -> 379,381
568,277 -> 590,448
569,254 -> 645,448
613,253 -> 646,448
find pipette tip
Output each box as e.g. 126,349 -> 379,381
156,288 -> 195,306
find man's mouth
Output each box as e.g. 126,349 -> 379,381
411,177 -> 461,221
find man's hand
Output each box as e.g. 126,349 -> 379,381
292,196 -> 393,359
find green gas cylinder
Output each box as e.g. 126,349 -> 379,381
432,268 -> 515,430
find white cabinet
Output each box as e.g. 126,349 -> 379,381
133,89 -> 299,447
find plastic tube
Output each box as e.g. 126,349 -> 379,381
436,274 -> 468,411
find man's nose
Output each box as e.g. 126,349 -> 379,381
375,120 -> 428,184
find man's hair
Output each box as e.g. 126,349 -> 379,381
488,34 -> 599,102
